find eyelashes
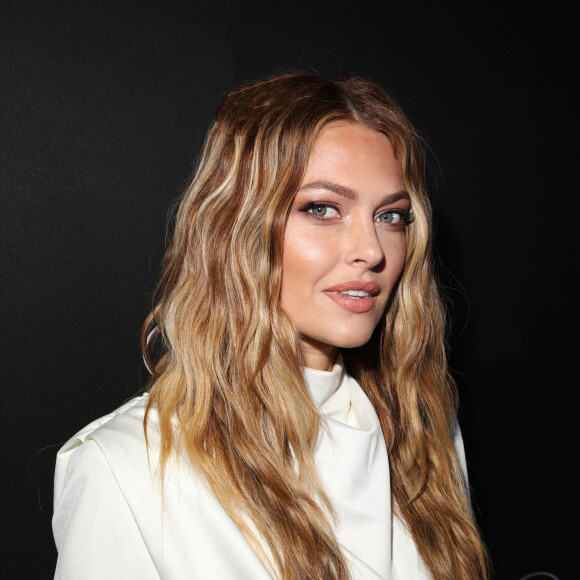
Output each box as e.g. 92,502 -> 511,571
376,209 -> 413,226
297,202 -> 413,228
298,202 -> 340,219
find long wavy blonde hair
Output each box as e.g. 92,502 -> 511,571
142,71 -> 489,579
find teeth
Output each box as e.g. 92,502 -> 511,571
329,290 -> 371,298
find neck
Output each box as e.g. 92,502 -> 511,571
300,337 -> 338,371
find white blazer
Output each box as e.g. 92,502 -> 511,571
53,360 -> 468,579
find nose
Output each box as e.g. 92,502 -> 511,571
344,218 -> 385,270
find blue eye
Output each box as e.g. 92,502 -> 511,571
300,203 -> 339,219
377,211 -> 400,224
311,205 -> 329,217
375,209 -> 413,230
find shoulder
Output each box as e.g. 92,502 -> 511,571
60,392 -> 150,445
53,394 -> 274,579
54,394 -> 158,505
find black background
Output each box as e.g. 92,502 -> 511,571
1,1 -> 577,578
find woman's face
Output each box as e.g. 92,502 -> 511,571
281,121 -> 410,371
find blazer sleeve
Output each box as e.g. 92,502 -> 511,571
53,439 -> 159,580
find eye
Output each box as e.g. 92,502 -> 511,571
376,209 -> 412,228
311,204 -> 333,218
299,202 -> 340,219
377,211 -> 400,224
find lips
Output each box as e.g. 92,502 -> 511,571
323,281 -> 380,313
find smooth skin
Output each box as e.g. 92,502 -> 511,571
281,121 -> 410,371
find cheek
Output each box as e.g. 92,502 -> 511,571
395,241 -> 407,275
282,227 -> 334,287
389,235 -> 407,271
281,247 -> 316,309
378,236 -> 407,297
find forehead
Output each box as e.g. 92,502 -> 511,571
302,121 -> 404,192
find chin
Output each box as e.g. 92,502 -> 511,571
328,329 -> 377,350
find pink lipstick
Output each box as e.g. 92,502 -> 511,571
323,281 -> 380,314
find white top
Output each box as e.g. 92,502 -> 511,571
53,359 -> 468,579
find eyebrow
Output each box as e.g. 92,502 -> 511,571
298,180 -> 410,204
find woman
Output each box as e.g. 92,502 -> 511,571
53,72 -> 489,579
